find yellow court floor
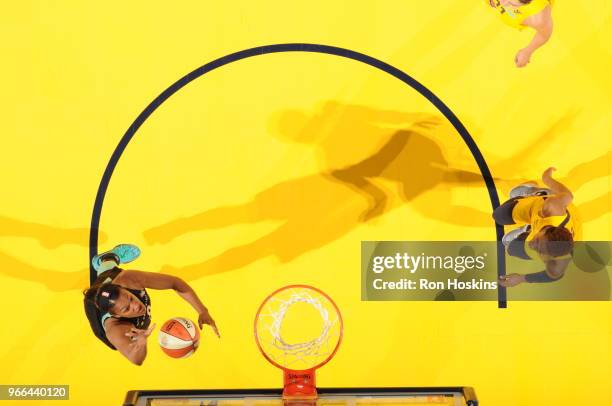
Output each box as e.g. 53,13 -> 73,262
0,1 -> 610,405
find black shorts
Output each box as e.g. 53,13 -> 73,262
492,196 -> 522,226
493,197 -> 532,260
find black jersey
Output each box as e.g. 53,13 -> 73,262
84,268 -> 152,350
102,286 -> 152,330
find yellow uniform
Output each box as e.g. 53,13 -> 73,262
511,195 -> 580,260
489,0 -> 554,30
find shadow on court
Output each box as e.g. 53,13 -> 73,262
144,103 -> 610,280
0,216 -> 100,249
561,151 -> 612,223
144,103 -> 494,279
0,216 -> 106,291
410,112 -> 611,227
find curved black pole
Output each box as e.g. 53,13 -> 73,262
89,43 -> 507,307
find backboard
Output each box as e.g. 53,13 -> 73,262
123,387 -> 478,406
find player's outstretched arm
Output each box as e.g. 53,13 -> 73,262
541,167 -> 573,216
499,257 -> 570,287
120,270 -> 220,337
516,6 -> 553,67
105,321 -> 155,366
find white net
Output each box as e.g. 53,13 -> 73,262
255,286 -> 342,371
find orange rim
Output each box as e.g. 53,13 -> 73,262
253,284 -> 343,372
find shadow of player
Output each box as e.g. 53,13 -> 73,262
0,216 -> 104,249
410,151 -> 611,227
144,103 -> 491,279
410,110 -> 611,227
0,216 -> 107,291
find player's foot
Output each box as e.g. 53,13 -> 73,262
502,225 -> 530,247
92,244 -> 141,274
509,182 -> 550,199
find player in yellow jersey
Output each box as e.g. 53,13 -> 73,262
488,0 -> 554,67
493,167 -> 578,287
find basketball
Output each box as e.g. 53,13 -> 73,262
158,317 -> 200,359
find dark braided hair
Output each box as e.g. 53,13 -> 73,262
83,268 -> 123,349
91,284 -> 122,313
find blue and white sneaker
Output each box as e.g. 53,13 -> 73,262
92,244 -> 141,275
509,182 -> 551,199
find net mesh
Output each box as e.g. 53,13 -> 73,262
255,286 -> 342,371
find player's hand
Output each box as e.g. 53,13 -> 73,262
542,167 -> 556,181
499,274 -> 526,287
515,48 -> 531,68
126,323 -> 156,343
198,310 -> 220,338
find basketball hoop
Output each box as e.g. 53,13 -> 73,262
254,285 -> 343,400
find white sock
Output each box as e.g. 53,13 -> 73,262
96,259 -> 119,275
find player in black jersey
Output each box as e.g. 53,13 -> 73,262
83,244 -> 219,365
